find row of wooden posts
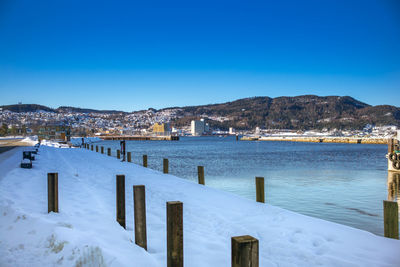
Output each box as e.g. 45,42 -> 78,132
84,143 -> 400,240
78,143 -> 399,264
47,171 -> 259,266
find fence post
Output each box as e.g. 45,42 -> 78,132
143,155 -> 148,167
255,177 -> 265,203
107,148 -> 111,156
101,146 -> 104,154
198,166 -> 205,185
47,173 -> 59,213
167,201 -> 183,267
116,175 -> 126,229
96,146 -> 98,152
117,150 -> 121,159
91,145 -> 93,151
163,158 -> 169,174
127,152 -> 132,163
134,185 -> 147,250
383,200 -> 399,239
231,235 -> 259,267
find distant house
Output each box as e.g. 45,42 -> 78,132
38,125 -> 71,141
153,123 -> 171,136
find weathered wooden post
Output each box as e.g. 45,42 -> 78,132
134,185 -> 147,250
117,149 -> 121,159
101,146 -> 104,154
96,145 -> 98,152
388,138 -> 394,154
167,201 -> 183,267
383,200 -> 399,239
91,144 -> 93,151
116,175 -> 126,229
163,158 -> 169,174
127,152 -> 132,163
107,148 -> 111,156
198,166 -> 205,185
236,135 -> 239,141
143,155 -> 148,167
47,173 -> 59,213
255,177 -> 265,203
231,235 -> 259,267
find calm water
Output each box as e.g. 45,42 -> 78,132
97,136 -> 399,236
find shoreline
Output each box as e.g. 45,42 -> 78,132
241,136 -> 388,144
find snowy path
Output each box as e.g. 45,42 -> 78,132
0,146 -> 399,266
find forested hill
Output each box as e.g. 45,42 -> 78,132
169,95 -> 400,130
1,95 -> 399,130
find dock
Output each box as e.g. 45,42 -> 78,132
99,135 -> 179,141
240,136 -> 387,144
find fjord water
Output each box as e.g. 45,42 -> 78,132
98,136 -> 392,236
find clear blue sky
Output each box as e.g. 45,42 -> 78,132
0,0 -> 399,111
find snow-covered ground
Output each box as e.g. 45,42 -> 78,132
0,144 -> 399,266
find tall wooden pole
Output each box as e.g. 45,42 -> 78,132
163,158 -> 169,174
167,201 -> 183,267
383,200 -> 399,239
198,166 -> 205,185
47,173 -> 59,213
143,155 -> 148,167
255,177 -> 265,203
116,175 -> 126,229
134,185 -> 147,250
127,152 -> 132,163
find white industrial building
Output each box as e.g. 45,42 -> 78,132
191,119 -> 209,136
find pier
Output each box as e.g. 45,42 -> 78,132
99,135 -> 179,141
240,136 -> 387,144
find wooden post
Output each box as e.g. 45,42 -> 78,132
101,146 -> 104,154
383,200 -> 399,239
231,235 -> 259,267
91,145 -> 93,151
134,185 -> 147,250
198,166 -> 205,185
236,135 -> 239,141
116,175 -> 126,229
47,173 -> 59,213
96,145 -> 98,152
163,158 -> 169,174
255,177 -> 265,203
388,138 -> 394,154
127,152 -> 132,163
143,155 -> 148,167
167,201 -> 183,267
117,149 -> 121,159
107,148 -> 111,156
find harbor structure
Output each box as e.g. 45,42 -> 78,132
153,123 -> 171,136
388,130 -> 400,172
191,119 -> 209,136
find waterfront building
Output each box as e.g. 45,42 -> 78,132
191,119 -> 209,136
153,123 -> 171,136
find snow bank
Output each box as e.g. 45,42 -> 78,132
0,145 -> 399,266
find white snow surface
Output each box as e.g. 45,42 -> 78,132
0,145 -> 399,266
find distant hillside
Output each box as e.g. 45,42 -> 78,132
56,106 -> 126,114
170,95 -> 400,130
0,104 -> 125,114
2,95 -> 399,130
0,104 -> 55,113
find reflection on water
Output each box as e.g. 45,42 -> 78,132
97,136 -> 397,236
